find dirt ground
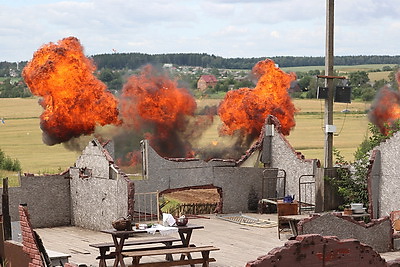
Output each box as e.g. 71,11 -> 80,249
163,189 -> 220,203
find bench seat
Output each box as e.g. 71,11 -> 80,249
94,244 -> 195,260
89,236 -> 181,249
122,245 -> 219,267
90,236 -> 182,266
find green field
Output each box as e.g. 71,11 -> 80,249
0,98 -> 79,174
282,64 -> 396,81
0,97 -> 371,175
286,99 -> 371,162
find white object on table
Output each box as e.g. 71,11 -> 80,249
146,224 -> 179,236
163,213 -> 176,226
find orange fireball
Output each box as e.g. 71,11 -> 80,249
369,86 -> 400,135
218,59 -> 296,138
22,37 -> 120,145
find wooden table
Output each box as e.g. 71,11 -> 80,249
101,224 -> 204,267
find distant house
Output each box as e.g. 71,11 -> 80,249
197,75 -> 218,91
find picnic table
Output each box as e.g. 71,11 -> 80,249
95,223 -> 216,267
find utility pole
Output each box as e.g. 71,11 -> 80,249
324,0 -> 335,168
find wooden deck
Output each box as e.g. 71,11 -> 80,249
35,213 -> 400,266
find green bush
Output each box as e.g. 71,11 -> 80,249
331,122 -> 400,206
0,149 -> 21,172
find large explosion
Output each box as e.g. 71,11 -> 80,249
369,71 -> 400,135
119,65 -> 197,159
22,37 -> 120,145
218,59 -> 296,139
23,37 -> 297,167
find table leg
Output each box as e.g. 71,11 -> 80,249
201,251 -> 210,267
99,247 -> 109,267
179,230 -> 193,247
179,230 -> 194,267
160,241 -> 173,261
112,235 -> 126,267
288,220 -> 298,236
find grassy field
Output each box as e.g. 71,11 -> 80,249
0,98 -> 79,175
0,97 -> 371,176
367,71 -> 392,82
281,99 -> 371,162
282,64 -> 395,81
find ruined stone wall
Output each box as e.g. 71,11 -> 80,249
371,131 -> 400,218
136,142 -> 273,213
271,131 -> 317,204
0,174 -> 71,228
69,167 -> 131,231
298,213 -> 392,252
136,128 -> 317,213
75,139 -> 110,179
0,170 -> 132,231
0,138 -> 134,231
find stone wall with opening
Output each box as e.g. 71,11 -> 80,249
135,119 -> 318,213
0,139 -> 134,231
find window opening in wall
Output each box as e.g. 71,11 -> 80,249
79,167 -> 92,178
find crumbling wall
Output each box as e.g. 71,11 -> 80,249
75,139 -> 111,179
69,167 -> 133,231
246,234 -> 393,267
19,205 -> 45,267
0,138 -> 134,231
298,213 -> 392,252
0,174 -> 71,228
369,131 -> 400,219
136,141 -> 262,213
137,140 -> 295,213
271,130 -> 317,204
0,170 -> 132,231
136,122 -> 317,213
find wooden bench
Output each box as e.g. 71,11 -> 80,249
46,249 -> 71,266
90,236 -> 181,266
122,245 -> 219,267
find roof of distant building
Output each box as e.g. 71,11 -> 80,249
200,75 -> 217,83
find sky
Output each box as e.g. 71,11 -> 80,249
1,0 -> 400,62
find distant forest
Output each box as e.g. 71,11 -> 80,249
2,54 -> 400,71
91,53 -> 400,70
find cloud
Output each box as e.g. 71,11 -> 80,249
1,0 -> 400,61
270,30 -> 280,39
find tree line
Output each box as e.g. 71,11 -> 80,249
2,54 -> 400,72
1,54 -> 399,100
91,53 -> 400,70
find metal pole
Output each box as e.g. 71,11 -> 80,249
324,0 -> 335,168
